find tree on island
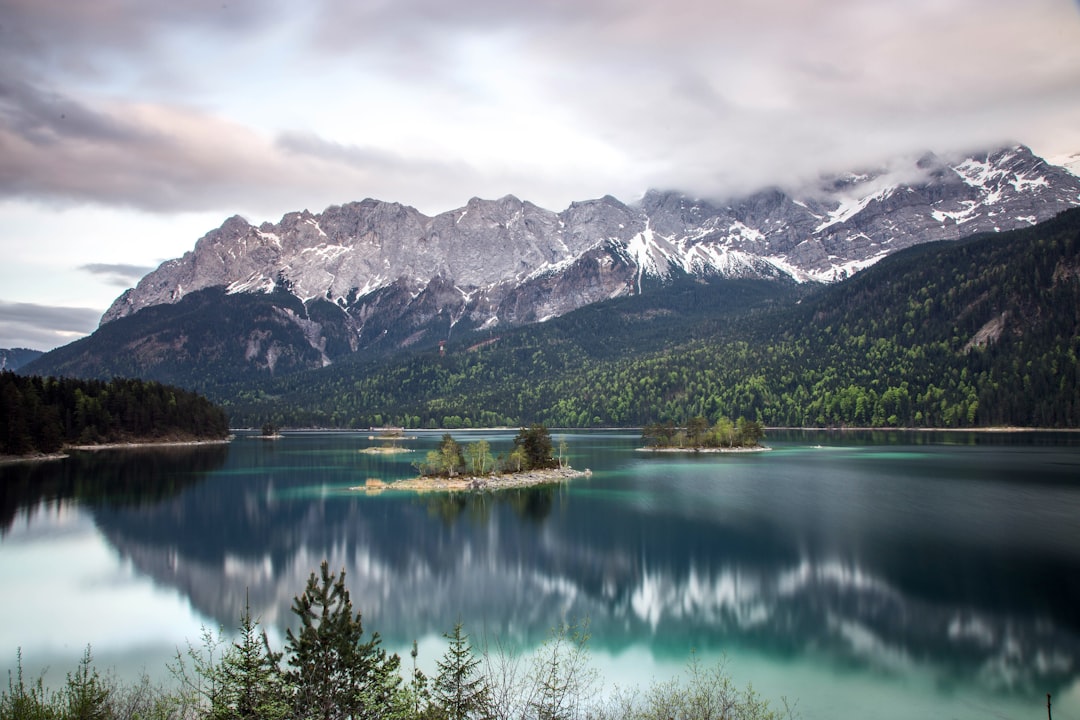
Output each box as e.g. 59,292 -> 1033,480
514,424 -> 557,470
416,425 -> 560,478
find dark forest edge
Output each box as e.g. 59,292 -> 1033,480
0,372 -> 230,459
2,561 -> 794,720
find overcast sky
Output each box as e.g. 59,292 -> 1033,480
3,0 -> 1080,351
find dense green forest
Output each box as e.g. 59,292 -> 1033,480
0,373 -> 230,456
219,209 -> 1080,429
2,561 -> 790,720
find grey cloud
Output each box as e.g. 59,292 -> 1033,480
0,74 -> 146,147
79,263 -> 155,288
0,0 -> 276,76
0,76 -> 298,213
0,300 -> 101,352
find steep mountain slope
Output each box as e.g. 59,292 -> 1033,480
0,348 -> 42,371
27,145 -> 1080,386
218,208 -> 1080,429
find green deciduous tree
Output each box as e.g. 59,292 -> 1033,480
465,440 -> 493,476
439,434 -> 464,477
62,646 -> 110,720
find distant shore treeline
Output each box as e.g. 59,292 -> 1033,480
0,372 -> 229,457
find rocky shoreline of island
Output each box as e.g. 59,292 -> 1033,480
354,466 -> 591,494
636,445 -> 770,453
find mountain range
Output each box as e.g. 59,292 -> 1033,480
23,143 -> 1080,393
0,348 -> 43,372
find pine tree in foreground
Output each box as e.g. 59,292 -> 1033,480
285,561 -> 405,720
433,622 -> 489,720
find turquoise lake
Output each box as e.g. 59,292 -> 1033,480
2,429 -> 1079,719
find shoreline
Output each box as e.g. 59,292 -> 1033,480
765,426 -> 1080,433
354,466 -> 591,494
637,445 -> 770,453
65,437 -> 234,451
0,437 -> 234,464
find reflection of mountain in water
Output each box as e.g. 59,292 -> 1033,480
89,464 -> 1080,698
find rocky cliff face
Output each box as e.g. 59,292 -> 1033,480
95,144 -> 1079,366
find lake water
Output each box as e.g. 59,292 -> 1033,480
2,429 -> 1079,719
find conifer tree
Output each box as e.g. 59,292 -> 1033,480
513,424 -> 555,470
433,623 -> 489,720
285,561 -> 404,720
213,597 -> 287,720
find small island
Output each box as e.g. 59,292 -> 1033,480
639,415 -> 769,452
355,424 -> 590,494
359,426 -> 414,454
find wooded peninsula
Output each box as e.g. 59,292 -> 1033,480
0,372 -> 230,459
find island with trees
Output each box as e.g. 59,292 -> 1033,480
360,424 -> 589,493
641,415 -> 767,452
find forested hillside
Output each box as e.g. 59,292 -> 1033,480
220,209 -> 1080,429
0,373 -> 230,456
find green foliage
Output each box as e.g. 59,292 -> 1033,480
213,601 -> 288,720
432,623 -> 489,720
0,373 -> 229,457
514,425 -> 556,470
464,440 -> 493,476
1,649 -> 58,720
285,561 -> 405,720
62,647 -> 110,720
643,416 -> 765,449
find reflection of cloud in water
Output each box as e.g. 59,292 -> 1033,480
103,504 -> 1080,697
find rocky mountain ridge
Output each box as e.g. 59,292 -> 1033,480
34,144 -> 1080,381
105,146 -> 1080,336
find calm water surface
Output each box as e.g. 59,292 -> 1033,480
2,430 -> 1079,719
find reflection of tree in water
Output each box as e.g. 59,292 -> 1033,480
423,493 -> 491,526
420,487 -> 560,526
506,487 -> 557,523
0,444 -> 227,534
